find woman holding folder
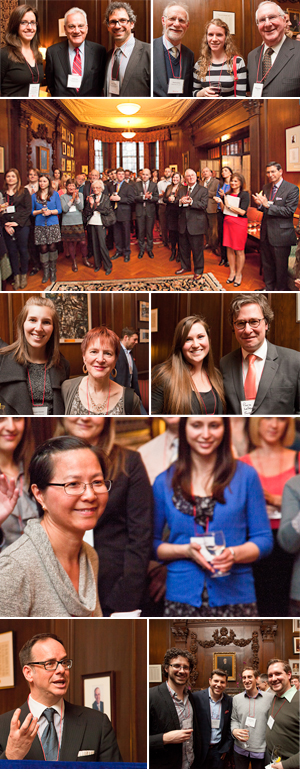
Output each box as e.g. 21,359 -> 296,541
215,172 -> 249,287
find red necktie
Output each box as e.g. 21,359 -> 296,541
72,48 -> 82,92
244,354 -> 257,400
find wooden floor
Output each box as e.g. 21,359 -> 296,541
11,238 -> 265,293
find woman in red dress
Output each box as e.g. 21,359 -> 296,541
217,171 -> 249,287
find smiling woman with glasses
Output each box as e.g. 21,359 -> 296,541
0,436 -> 111,617
0,4 -> 44,97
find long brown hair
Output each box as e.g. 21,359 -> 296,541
54,417 -> 127,479
0,296 -> 62,369
195,18 -> 239,80
36,175 -> 54,204
172,417 -> 236,504
4,168 -> 24,197
152,315 -> 225,413
4,4 -> 42,63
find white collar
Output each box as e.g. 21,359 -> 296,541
242,336 -> 268,361
262,35 -> 286,55
163,35 -> 181,53
28,694 -> 65,720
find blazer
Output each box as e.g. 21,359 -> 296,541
247,37 -> 300,97
111,181 -> 136,222
92,700 -> 104,712
153,37 -> 194,96
259,180 -> 299,247
150,681 -> 202,769
134,181 -> 159,218
220,340 -> 300,415
178,184 -> 208,235
0,352 -> 70,415
200,178 -> 219,214
0,700 -> 122,762
193,688 -> 233,764
46,39 -> 106,96
104,39 -> 151,96
112,346 -> 141,398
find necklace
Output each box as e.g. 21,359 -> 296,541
86,377 -> 111,414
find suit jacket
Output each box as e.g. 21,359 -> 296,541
104,39 -> 150,96
153,37 -> 194,96
0,352 -> 69,415
200,178 -> 219,214
178,184 -> 208,235
149,682 -> 201,769
247,36 -> 300,96
92,700 -> 104,712
46,39 -> 106,96
112,346 -> 141,399
192,688 -> 232,764
111,181 -> 135,222
259,180 -> 299,247
0,700 -> 122,762
220,340 -> 300,415
134,181 -> 159,218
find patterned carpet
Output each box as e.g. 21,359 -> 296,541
49,273 -> 225,292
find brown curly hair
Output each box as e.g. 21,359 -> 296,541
195,18 -> 239,80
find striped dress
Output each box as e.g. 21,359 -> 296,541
193,56 -> 247,97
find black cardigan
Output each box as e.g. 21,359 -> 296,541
0,351 -> 70,415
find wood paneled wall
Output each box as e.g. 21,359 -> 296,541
0,619 -> 147,762
0,292 -> 149,379
151,292 -> 300,368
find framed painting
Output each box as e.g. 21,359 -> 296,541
45,293 -> 91,342
82,671 -> 115,727
213,652 -> 236,681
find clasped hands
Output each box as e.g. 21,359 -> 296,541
180,195 -> 193,205
185,542 -> 235,574
252,192 -> 270,208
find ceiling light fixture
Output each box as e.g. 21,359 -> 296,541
117,103 -> 141,116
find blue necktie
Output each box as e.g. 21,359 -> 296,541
41,708 -> 58,761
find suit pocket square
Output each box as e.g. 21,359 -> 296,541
225,710 -> 229,714
78,750 -> 95,757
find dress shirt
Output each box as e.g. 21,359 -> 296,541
163,35 -> 181,57
25,182 -> 39,195
262,35 -> 286,66
209,691 -> 223,744
274,685 -> 297,703
203,177 -> 212,188
139,430 -> 179,485
106,34 -> 136,96
166,682 -> 194,769
68,41 -> 85,77
241,337 -> 268,391
28,695 -> 65,744
157,178 -> 171,203
121,342 -> 133,382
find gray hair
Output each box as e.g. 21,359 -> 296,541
104,2 -> 136,26
92,179 -> 105,192
162,2 -> 189,23
64,7 -> 87,25
255,2 -> 285,24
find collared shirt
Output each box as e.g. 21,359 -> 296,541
203,177 -> 212,187
139,430 -> 179,485
235,690 -> 265,759
106,34 -> 135,96
209,690 -> 223,745
28,695 -> 65,745
25,182 -> 39,195
275,685 -> 297,703
121,342 -> 133,382
262,35 -> 286,66
68,41 -> 85,78
163,34 -> 181,57
241,337 -> 268,391
157,178 -> 171,203
166,683 -> 194,769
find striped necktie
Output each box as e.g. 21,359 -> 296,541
72,47 -> 82,92
41,708 -> 59,761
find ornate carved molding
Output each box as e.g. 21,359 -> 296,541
260,621 -> 278,642
171,623 -> 261,673
242,100 -> 263,117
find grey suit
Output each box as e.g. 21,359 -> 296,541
104,39 -> 150,96
247,37 -> 300,96
220,340 -> 300,415
153,36 -> 194,96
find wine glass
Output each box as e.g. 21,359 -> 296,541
205,531 -> 230,578
271,746 -> 282,765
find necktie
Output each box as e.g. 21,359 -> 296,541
114,182 -> 120,209
271,184 -> 277,199
41,708 -> 59,761
143,182 -> 147,195
171,46 -> 179,58
244,354 -> 257,400
72,47 -> 82,92
262,47 -> 273,78
112,48 -> 122,81
188,187 -> 193,194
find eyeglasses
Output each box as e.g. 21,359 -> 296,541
257,14 -> 282,24
170,664 -> 190,671
47,480 -> 112,495
233,318 -> 264,331
20,20 -> 37,27
108,18 -> 130,25
26,658 -> 73,671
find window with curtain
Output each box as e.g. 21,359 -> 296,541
116,141 -> 144,172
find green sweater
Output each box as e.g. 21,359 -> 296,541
266,689 -> 299,769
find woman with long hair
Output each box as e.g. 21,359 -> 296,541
153,417 -> 273,617
151,315 -> 225,414
193,19 -> 247,97
213,165 -> 232,267
51,168 -> 62,192
0,295 -> 69,415
216,172 -> 249,287
163,172 -> 181,262
32,174 -> 62,284
0,417 -> 39,549
55,417 -> 152,616
0,168 -> 32,290
240,417 -> 295,616
0,4 -> 43,97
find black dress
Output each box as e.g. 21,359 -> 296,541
0,48 -> 44,96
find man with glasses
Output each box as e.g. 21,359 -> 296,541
46,7 -> 106,96
153,2 -> 194,97
149,647 -> 201,769
0,633 -> 121,762
104,2 -> 150,96
220,293 -> 300,415
247,1 -> 300,96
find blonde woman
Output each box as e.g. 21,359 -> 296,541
193,19 -> 247,97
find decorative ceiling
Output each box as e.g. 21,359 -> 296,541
61,98 -> 194,128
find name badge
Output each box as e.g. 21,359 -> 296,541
241,399 -> 255,416
267,715 -> 274,730
28,84 -> 40,98
32,406 -> 48,416
67,74 -> 82,88
251,83 -> 263,98
69,205 -> 76,212
6,205 -> 15,213
190,535 -> 215,562
168,78 -> 184,94
245,716 -> 256,728
110,80 -> 120,94
211,719 -> 220,729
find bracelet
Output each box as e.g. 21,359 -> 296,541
229,547 -> 236,561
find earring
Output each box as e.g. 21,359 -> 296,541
83,363 -> 88,374
111,367 -> 117,378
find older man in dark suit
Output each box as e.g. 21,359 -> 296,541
193,669 -> 232,769
247,1 -> 300,96
220,293 -> 300,415
252,161 -> 299,291
153,2 -> 194,96
104,2 -> 150,96
175,168 -> 208,279
134,169 -> 159,259
46,8 -> 106,96
0,633 -> 121,763
109,168 -> 135,262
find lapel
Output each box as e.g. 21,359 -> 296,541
80,41 -> 91,92
264,38 -> 295,88
58,41 -> 72,77
158,37 -> 168,89
160,683 -> 180,729
231,348 -> 245,402
120,39 -> 137,93
18,702 -> 44,761
59,702 -> 87,761
180,45 -> 188,78
253,341 -> 278,411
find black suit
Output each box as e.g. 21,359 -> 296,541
258,179 -> 299,290
193,688 -> 232,768
134,181 -> 159,254
111,181 -> 135,257
247,37 -> 300,97
112,346 -> 141,399
46,39 -> 106,96
220,340 -> 300,415
153,37 -> 194,96
149,682 -> 201,769
178,183 -> 208,274
0,700 -> 122,762
92,700 -> 104,713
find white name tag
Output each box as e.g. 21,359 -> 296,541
28,83 -> 40,98
110,80 -> 120,94
67,74 -> 81,88
267,715 -> 274,730
69,205 -> 76,212
245,716 -> 256,728
191,535 -> 215,562
241,399 -> 255,416
211,719 -> 220,729
252,82 -> 263,98
32,406 -> 48,415
6,205 -> 15,213
168,78 -> 184,94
